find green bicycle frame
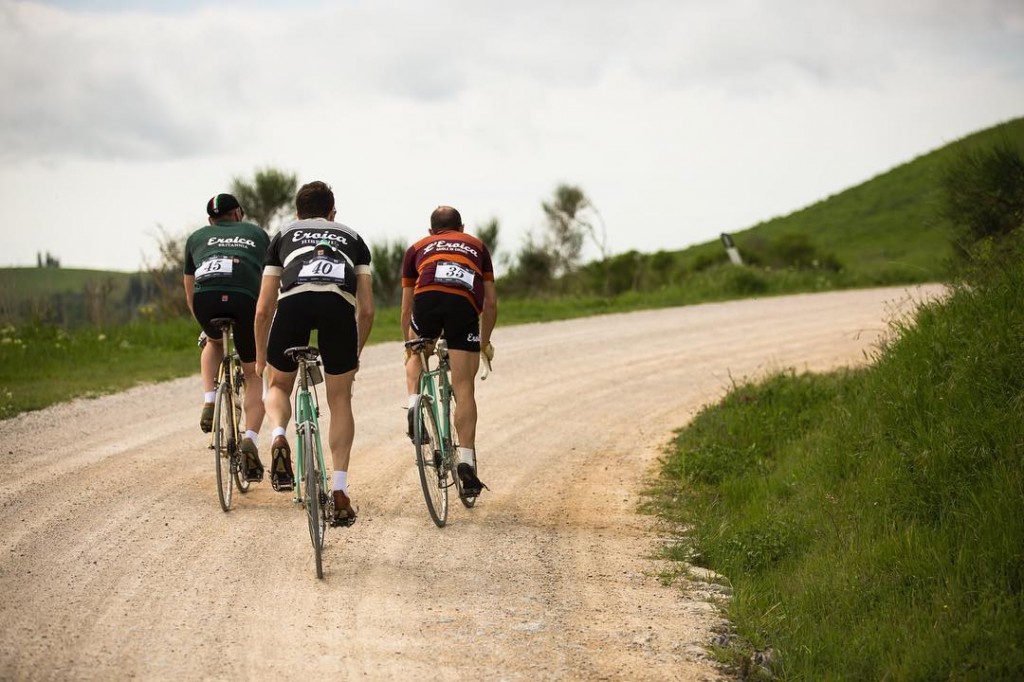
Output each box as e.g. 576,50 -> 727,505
419,345 -> 455,458
293,364 -> 329,505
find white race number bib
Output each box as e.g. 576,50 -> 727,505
434,261 -> 475,290
195,257 -> 233,281
297,257 -> 346,284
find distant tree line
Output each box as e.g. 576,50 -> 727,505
22,143 -> 1021,330
36,251 -> 61,268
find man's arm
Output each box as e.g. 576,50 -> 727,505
480,280 -> 497,348
355,273 -> 375,357
254,274 -> 280,376
400,287 -> 415,341
183,274 -> 196,317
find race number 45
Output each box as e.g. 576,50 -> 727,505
195,257 -> 233,281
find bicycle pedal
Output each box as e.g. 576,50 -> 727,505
330,515 -> 356,528
271,478 -> 294,492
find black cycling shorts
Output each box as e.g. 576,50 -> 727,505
193,291 -> 257,363
267,292 -> 359,375
411,291 -> 480,352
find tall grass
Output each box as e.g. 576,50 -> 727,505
655,232 -> 1024,679
0,318 -> 198,419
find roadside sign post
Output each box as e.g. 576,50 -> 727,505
721,233 -> 743,266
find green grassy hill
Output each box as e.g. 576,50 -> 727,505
559,118 -> 1024,301
0,267 -> 141,328
713,115 -> 1024,280
0,267 -> 135,297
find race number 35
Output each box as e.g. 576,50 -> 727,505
435,261 -> 475,290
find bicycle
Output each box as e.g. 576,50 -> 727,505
205,318 -> 252,512
405,337 -> 482,528
285,345 -> 349,579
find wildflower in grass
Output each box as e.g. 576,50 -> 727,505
97,334 -> 106,341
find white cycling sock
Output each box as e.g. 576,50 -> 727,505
272,426 -> 286,439
245,430 -> 258,444
457,447 -> 476,467
204,391 -> 216,403
407,394 -> 418,408
332,470 -> 348,494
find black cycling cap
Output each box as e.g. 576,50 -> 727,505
206,193 -> 242,217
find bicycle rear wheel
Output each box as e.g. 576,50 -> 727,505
212,382 -> 234,512
414,394 -> 448,527
302,426 -> 324,579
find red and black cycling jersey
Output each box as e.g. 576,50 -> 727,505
264,218 -> 372,306
401,231 -> 494,312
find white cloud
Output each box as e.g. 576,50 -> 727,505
0,0 -> 1022,270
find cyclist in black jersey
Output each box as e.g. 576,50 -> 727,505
254,181 -> 374,523
183,193 -> 270,481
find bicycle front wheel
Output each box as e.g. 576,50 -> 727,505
414,394 -> 448,527
212,382 -> 234,512
302,426 -> 324,579
231,377 -> 251,494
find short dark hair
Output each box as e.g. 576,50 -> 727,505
430,205 -> 463,233
295,181 -> 335,219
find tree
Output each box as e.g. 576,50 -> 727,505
143,225 -> 190,319
370,239 -> 406,307
541,184 -> 608,277
942,141 -> 1024,258
501,233 -> 556,297
36,251 -> 60,268
476,217 -> 500,261
230,167 -> 298,232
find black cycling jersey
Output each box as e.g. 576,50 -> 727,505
264,218 -> 372,306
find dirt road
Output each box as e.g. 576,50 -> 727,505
0,285 -> 941,681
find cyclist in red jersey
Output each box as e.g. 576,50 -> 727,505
401,205 -> 498,495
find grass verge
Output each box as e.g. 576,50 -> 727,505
1,263 -> 934,420
653,236 -> 1024,679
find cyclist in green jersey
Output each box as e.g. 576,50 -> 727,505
183,193 -> 271,481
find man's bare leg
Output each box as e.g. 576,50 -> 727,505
325,369 -> 358,520
447,349 -> 480,449
448,348 -> 486,494
265,366 -> 297,491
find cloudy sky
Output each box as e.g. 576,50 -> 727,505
2,0 -> 1022,272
